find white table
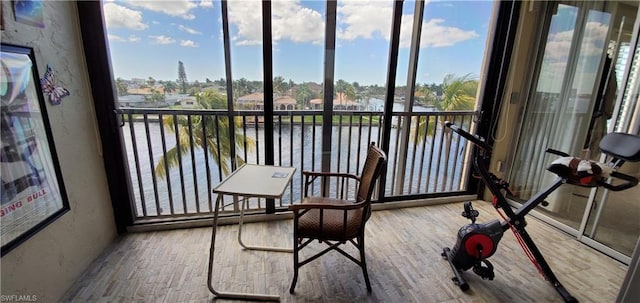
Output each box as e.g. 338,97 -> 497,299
207,164 -> 296,301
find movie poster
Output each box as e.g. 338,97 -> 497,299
1,45 -> 69,254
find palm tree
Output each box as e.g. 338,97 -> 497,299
147,77 -> 156,87
144,89 -> 165,103
295,83 -> 313,109
415,73 -> 478,138
335,79 -> 356,105
416,73 -> 477,189
414,83 -> 435,106
197,89 -> 227,109
154,89 -> 255,178
438,73 -> 477,112
162,81 -> 178,94
115,77 -> 129,96
233,78 -> 251,100
273,76 -> 286,97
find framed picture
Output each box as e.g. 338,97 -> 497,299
1,43 -> 69,256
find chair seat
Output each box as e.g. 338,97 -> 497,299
289,142 -> 386,294
297,197 -> 363,240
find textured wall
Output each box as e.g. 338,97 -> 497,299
0,2 -> 117,301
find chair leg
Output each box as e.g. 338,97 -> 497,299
290,253 -> 299,293
358,235 -> 372,293
290,236 -> 299,294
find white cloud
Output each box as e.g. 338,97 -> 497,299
150,35 -> 176,44
108,34 -> 125,42
272,1 -> 324,44
225,0 -> 477,49
109,34 -> 141,43
179,24 -> 202,35
227,0 -> 262,45
228,0 -> 324,46
337,1 -> 394,41
545,38 -> 571,61
538,20 -> 609,94
180,40 -> 200,47
337,1 -> 477,48
128,35 -> 141,42
124,0 -> 197,20
103,3 -> 148,30
200,0 -> 214,8
419,19 -> 478,47
545,21 -> 609,62
581,21 -> 609,56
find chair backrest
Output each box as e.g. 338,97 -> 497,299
357,143 -> 387,204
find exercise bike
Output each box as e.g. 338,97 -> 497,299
441,121 -> 640,303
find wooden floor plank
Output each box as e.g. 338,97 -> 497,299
61,202 -> 627,302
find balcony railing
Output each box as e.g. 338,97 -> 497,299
117,108 -> 476,222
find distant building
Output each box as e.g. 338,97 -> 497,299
165,93 -> 189,106
180,96 -> 197,108
130,78 -> 147,87
274,96 -> 297,110
309,98 -> 323,110
334,92 -> 359,110
118,94 -> 146,107
309,93 -> 361,110
287,82 -> 323,98
236,93 -> 299,110
127,87 -> 165,95
201,83 -> 226,93
237,92 -> 264,110
117,93 -> 188,108
306,82 -> 323,94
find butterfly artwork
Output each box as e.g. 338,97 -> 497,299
40,65 -> 70,106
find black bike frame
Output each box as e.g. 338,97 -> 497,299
449,122 -> 577,302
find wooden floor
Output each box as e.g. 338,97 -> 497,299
61,202 -> 628,303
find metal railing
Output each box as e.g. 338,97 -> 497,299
118,108 -> 476,221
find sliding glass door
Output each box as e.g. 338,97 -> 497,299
509,0 -> 639,261
582,2 -> 640,259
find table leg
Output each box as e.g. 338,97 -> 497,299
207,194 -> 280,301
237,196 -> 293,253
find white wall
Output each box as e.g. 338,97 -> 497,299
0,2 -> 117,301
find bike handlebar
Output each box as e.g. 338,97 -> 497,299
545,148 -> 570,157
444,121 -> 492,151
446,122 -> 639,192
601,171 -> 639,191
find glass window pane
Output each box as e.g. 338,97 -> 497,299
103,1 -> 229,215
335,0 -> 394,113
415,0 -> 494,112
228,0 -> 264,109
272,1 -> 325,106
332,0 -> 394,174
270,1 -> 326,197
393,0 -> 495,195
104,1 -> 226,107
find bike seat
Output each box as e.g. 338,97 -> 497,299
599,132 -> 640,162
547,157 -> 611,187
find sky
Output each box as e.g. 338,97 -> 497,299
104,0 -> 495,86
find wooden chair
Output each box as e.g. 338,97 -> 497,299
288,142 -> 387,293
